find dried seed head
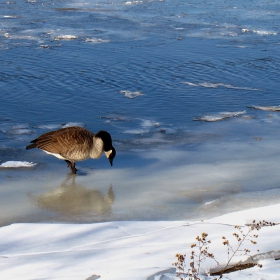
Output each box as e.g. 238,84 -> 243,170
202,232 -> 208,238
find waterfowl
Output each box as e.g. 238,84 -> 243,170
26,126 -> 116,174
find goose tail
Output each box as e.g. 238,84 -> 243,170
26,141 -> 37,150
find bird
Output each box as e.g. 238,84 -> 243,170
26,126 -> 116,174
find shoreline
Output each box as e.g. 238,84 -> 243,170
0,203 -> 280,279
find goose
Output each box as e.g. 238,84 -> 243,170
26,126 -> 116,174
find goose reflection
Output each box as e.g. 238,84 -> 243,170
29,175 -> 115,216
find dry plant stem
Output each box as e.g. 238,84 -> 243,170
222,227 -> 252,273
173,220 -> 276,280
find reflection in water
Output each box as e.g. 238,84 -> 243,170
29,175 -> 115,216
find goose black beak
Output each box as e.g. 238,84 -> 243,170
108,146 -> 116,166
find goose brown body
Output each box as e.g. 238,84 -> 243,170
26,126 -> 116,174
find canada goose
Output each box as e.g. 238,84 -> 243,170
26,126 -> 116,174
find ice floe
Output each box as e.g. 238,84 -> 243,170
120,90 -> 144,99
3,15 -> 18,18
34,122 -> 86,130
36,124 -> 62,130
123,119 -> 159,134
124,0 -> 143,4
7,128 -> 34,135
3,34 -> 42,43
0,161 -> 36,168
183,82 -> 261,91
0,123 -> 34,135
124,128 -> 148,134
54,35 -> 78,41
62,122 -> 86,128
248,105 -> 280,112
242,28 -> 277,36
84,38 -> 110,44
141,119 -> 154,128
194,111 -> 246,122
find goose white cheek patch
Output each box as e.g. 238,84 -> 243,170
105,150 -> 112,158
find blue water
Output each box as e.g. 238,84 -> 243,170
1,0 -> 280,225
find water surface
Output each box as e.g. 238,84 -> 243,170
1,0 -> 280,225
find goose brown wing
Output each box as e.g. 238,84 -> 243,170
32,127 -> 94,157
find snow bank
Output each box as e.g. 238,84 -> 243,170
0,204 -> 280,279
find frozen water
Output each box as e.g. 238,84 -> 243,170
120,90 -> 144,99
248,105 -> 280,112
5,128 -> 34,135
62,122 -> 86,128
1,0 -> 280,226
124,128 -> 148,134
84,38 -> 110,44
36,124 -> 62,130
0,122 -> 34,136
194,111 -> 246,122
184,82 -> 261,91
0,161 -> 36,168
54,35 -> 78,40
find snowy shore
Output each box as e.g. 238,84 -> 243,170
0,203 -> 280,280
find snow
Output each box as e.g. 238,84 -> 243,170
0,161 -> 36,168
0,203 -> 280,279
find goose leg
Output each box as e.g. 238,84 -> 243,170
70,161 -> 77,174
65,160 -> 71,168
65,160 -> 77,174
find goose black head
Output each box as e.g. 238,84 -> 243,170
95,130 -> 116,166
